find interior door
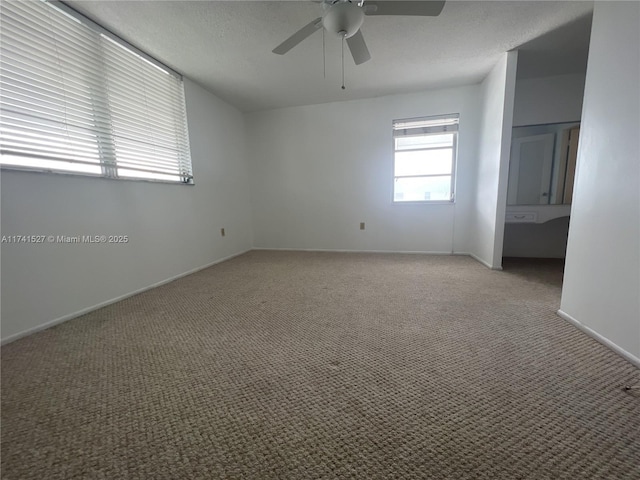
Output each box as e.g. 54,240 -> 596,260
507,133 -> 555,205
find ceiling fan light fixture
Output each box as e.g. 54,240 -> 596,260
272,0 -> 446,67
322,2 -> 364,38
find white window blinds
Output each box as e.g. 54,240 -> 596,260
393,114 -> 459,137
0,0 -> 193,183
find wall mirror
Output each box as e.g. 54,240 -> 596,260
507,122 -> 580,205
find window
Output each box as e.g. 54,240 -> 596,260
0,0 -> 193,184
393,114 -> 459,202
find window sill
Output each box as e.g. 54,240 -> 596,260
392,200 -> 455,205
0,165 -> 195,186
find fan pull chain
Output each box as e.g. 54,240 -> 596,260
322,28 -> 326,79
341,34 -> 346,90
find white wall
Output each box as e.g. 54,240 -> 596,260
560,2 -> 640,362
513,73 -> 586,127
246,86 -> 481,254
0,79 -> 254,342
470,52 -> 518,269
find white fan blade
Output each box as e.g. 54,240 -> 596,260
272,18 -> 323,55
346,29 -> 371,65
363,1 -> 445,16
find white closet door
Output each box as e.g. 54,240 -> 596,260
507,133 -> 555,205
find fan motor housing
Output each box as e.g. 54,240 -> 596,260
322,2 -> 365,38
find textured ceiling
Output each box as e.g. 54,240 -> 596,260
68,1 -> 594,112
516,11 -> 592,79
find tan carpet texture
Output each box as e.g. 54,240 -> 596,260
1,251 -> 639,479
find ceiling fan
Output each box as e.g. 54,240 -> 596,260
272,0 -> 446,66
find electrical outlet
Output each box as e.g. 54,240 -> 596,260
220,228 -> 225,237
360,222 -> 365,230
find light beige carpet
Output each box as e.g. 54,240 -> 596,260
1,251 -> 638,479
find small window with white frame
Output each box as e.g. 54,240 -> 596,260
392,114 -> 459,202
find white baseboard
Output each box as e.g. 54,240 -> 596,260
557,309 -> 640,369
1,249 -> 251,346
468,253 -> 503,270
253,247 -> 456,255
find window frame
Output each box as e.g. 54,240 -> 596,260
391,116 -> 459,204
0,0 -> 194,186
